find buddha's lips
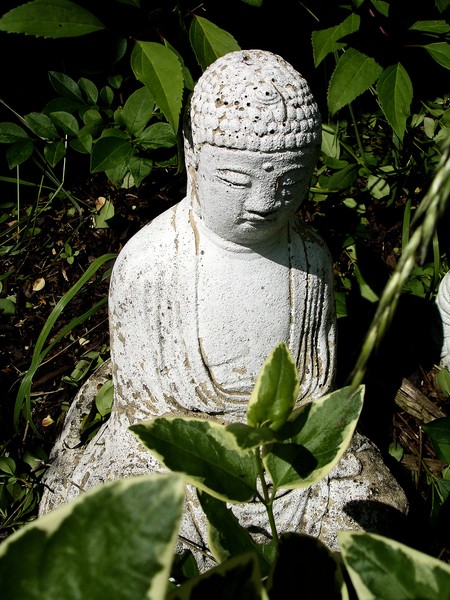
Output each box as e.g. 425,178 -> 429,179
243,209 -> 278,221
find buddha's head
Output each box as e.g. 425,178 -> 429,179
184,50 -> 321,245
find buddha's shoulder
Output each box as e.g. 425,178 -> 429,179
112,199 -> 189,274
292,218 -> 332,260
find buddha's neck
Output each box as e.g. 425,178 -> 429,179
192,212 -> 288,258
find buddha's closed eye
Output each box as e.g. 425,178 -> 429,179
216,170 -> 251,188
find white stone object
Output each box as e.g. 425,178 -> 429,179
437,270 -> 450,370
40,50 -> 407,563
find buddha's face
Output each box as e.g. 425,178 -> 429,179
194,144 -> 315,245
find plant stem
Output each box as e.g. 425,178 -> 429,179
348,102 -> 367,166
255,447 -> 279,544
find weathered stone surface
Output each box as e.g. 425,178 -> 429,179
40,50 -> 408,562
437,270 -> 450,370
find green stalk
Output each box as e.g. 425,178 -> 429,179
255,447 -> 279,544
348,135 -> 450,390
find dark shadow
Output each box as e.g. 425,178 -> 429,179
344,500 -> 411,546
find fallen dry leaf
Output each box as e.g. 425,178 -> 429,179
32,277 -> 45,292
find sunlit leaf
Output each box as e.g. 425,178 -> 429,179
0,475 -> 185,600
410,20 -> 450,34
312,14 -> 360,67
131,41 -> 183,133
424,42 -> 450,70
328,49 -> 383,114
247,342 -> 299,431
377,63 -> 413,142
0,0 -> 105,38
189,15 -> 241,71
339,531 -> 450,600
131,417 -> 258,503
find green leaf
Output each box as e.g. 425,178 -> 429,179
0,0 -> 105,38
264,385 -> 364,490
43,97 -> 83,115
44,140 -> 66,166
189,15 -> 241,71
410,20 -> 450,35
312,14 -> 360,67
122,86 -> 155,135
6,141 -> 34,169
339,531 -> 450,600
131,41 -> 184,133
164,38 -> 195,91
377,63 -> 413,141
371,0 -> 389,17
320,164 -> 358,192
367,174 -> 390,199
94,198 -> 115,229
424,42 -> 450,70
137,122 -> 176,149
226,423 -> 278,450
0,123 -> 29,143
198,490 -> 274,575
168,553 -> 263,600
436,0 -> 450,12
0,457 -> 16,475
437,368 -> 450,396
0,474 -> 184,600
423,416 -> 450,464
95,379 -> 114,416
128,156 -> 153,187
49,71 -> 83,101
50,111 -> 79,136
247,342 -> 299,431
24,112 -> 59,139
328,49 -> 383,114
90,136 -> 134,173
131,417 -> 258,503
78,77 -> 98,104
321,129 -> 340,159
241,0 -> 264,5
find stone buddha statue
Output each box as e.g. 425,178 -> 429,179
40,50 -> 407,560
437,270 -> 450,370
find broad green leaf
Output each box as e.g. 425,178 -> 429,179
50,111 -> 79,136
241,0 -> 264,5
168,553 -> 264,600
189,15 -> 241,71
43,97 -> 83,115
423,416 -> 450,464
0,457 -> 16,475
410,20 -> 450,35
131,41 -> 184,133
247,342 -> 299,431
367,174 -> 390,199
0,123 -> 30,143
78,77 -> 98,104
131,417 -> 258,503
24,112 -> 59,139
6,141 -> 34,169
377,63 -> 413,141
49,71 -> 83,102
0,474 -> 185,600
0,0 -> 105,38
95,379 -> 114,415
436,0 -> 450,12
122,86 -> 155,135
371,0 -> 389,17
424,42 -> 450,70
164,38 -> 195,91
339,531 -> 450,600
319,164 -> 358,192
321,129 -> 340,159
100,85 -> 114,106
264,385 -> 364,490
312,14 -> 360,67
128,156 -> 153,187
90,136 -> 134,173
44,141 -> 66,166
226,423 -> 278,450
437,368 -> 450,396
328,49 -> 383,114
137,122 -> 177,150
267,533 -> 348,600
198,490 -> 274,575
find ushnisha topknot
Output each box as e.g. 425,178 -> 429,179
187,49 -> 321,153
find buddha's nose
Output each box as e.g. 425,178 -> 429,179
244,181 -> 277,213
